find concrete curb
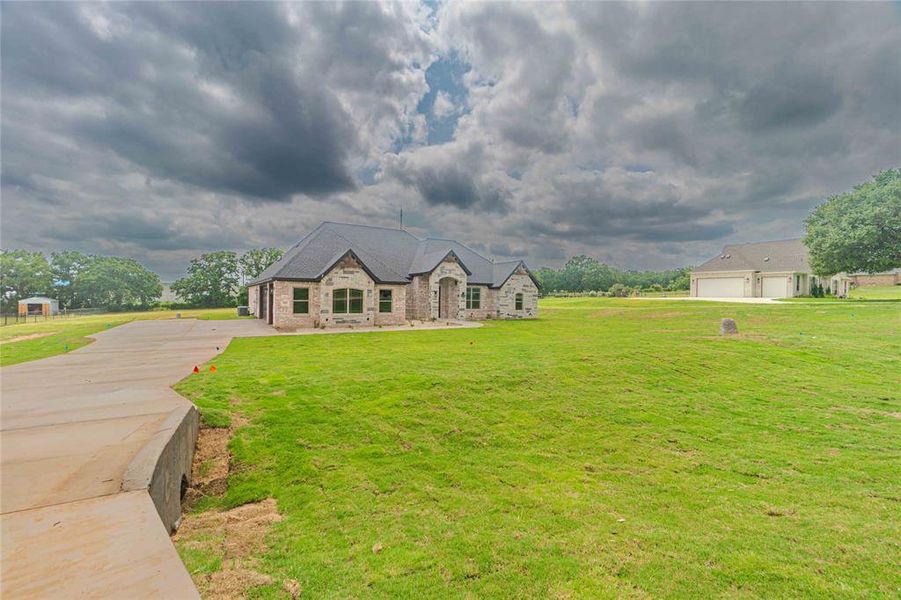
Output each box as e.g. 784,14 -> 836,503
121,401 -> 199,532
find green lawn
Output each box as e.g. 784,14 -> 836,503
851,285 -> 901,300
175,298 -> 900,598
0,308 -> 239,366
780,285 -> 901,303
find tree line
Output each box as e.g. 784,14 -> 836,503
0,250 -> 162,312
0,248 -> 283,312
534,258 -> 690,296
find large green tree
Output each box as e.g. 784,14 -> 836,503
75,256 -> 162,310
239,247 -> 283,283
172,251 -> 241,307
50,250 -> 95,308
0,250 -> 53,311
804,169 -> 901,275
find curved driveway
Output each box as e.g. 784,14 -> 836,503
0,318 -> 270,599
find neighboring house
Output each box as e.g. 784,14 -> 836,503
849,268 -> 901,287
17,296 -> 59,316
691,238 -> 851,298
246,222 -> 540,329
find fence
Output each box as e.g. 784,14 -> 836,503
0,308 -> 106,327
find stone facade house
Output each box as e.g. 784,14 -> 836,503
691,238 -> 851,298
247,222 -> 540,329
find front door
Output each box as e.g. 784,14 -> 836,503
267,283 -> 274,325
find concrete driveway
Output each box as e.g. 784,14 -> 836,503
0,318 -> 271,599
631,296 -> 780,304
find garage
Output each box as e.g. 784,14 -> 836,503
697,277 -> 745,297
761,276 -> 788,298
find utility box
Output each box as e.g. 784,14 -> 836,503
237,306 -> 250,317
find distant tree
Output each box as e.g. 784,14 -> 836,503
608,283 -> 631,297
535,256 -> 692,295
0,250 -> 53,311
534,267 -> 559,292
50,250 -> 95,308
666,267 -> 691,291
172,251 -> 240,307
239,248 -> 283,284
804,169 -> 901,275
75,256 -> 162,310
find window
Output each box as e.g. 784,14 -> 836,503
333,288 -> 363,314
465,286 -> 481,310
379,289 -> 392,313
515,293 -> 524,310
292,287 -> 309,314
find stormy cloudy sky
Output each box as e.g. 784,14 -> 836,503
2,2 -> 899,280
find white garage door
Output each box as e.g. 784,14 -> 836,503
762,276 -> 787,298
697,277 -> 745,297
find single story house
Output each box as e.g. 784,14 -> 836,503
849,268 -> 900,287
17,296 -> 59,316
691,238 -> 850,298
247,222 -> 540,329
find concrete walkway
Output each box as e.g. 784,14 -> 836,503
1,318 -> 270,599
0,316 -> 479,598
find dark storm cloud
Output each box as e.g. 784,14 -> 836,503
1,2 -> 384,200
521,177 -> 734,244
1,1 -> 898,277
51,212 -> 246,252
737,67 -> 843,131
396,165 -> 510,213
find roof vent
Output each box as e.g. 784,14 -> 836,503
764,256 -> 770,262
725,254 -> 731,259
720,255 -> 726,259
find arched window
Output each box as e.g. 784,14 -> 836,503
333,288 -> 363,314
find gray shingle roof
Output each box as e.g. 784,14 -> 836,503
693,238 -> 810,273
248,222 -> 538,287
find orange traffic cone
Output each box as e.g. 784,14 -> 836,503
193,366 -> 199,374
209,365 -> 217,373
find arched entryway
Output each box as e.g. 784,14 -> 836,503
437,276 -> 460,319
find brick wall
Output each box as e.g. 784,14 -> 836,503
247,284 -> 259,316
460,284 -> 494,320
852,273 -> 899,286
374,284 -> 407,326
497,268 -> 539,319
272,281 -> 321,329
406,275 -> 432,320
318,255 -> 377,328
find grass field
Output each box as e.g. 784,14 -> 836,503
851,285 -> 901,300
778,285 -> 900,303
174,298 -> 900,598
0,308 -> 239,366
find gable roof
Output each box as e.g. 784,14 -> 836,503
693,238 -> 810,273
492,260 -> 541,288
248,222 -> 537,287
